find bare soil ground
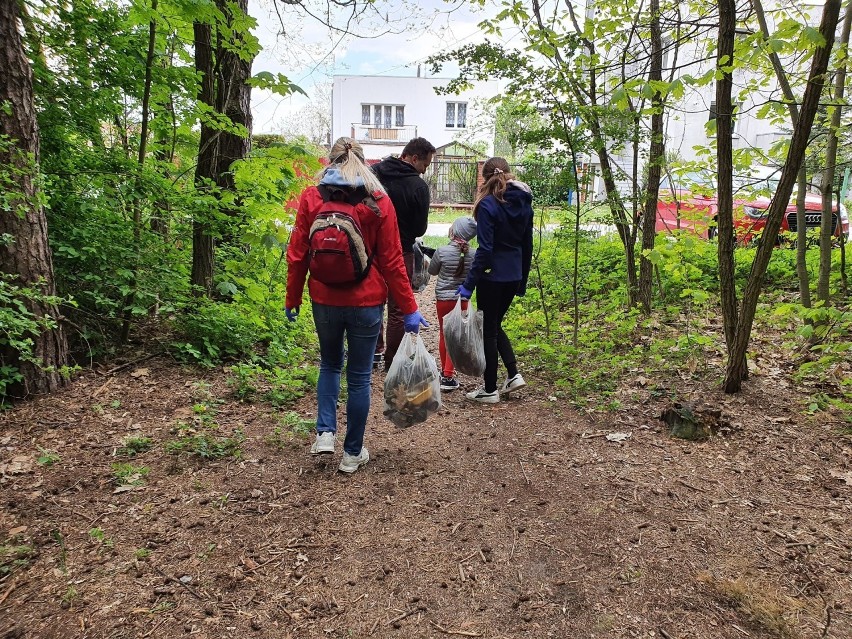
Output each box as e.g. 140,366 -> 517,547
1,288 -> 851,639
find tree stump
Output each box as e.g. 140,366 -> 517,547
660,401 -> 727,441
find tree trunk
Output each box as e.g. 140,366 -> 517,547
120,0 -> 159,343
639,0 -> 664,314
795,168 -> 812,307
191,20 -> 217,297
716,0 -> 740,360
752,0 -> 810,306
213,0 -> 253,194
817,0 -> 852,302
724,0 -> 841,393
0,0 -> 68,398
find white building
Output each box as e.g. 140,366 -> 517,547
331,74 -> 500,160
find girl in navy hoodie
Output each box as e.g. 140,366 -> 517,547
457,157 -> 534,403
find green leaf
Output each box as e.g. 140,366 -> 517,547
802,27 -> 826,47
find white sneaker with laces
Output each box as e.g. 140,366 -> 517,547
310,431 -> 335,455
338,447 -> 370,473
501,374 -> 527,394
465,387 -> 500,404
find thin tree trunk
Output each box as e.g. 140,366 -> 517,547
752,0 -> 811,306
639,0 -> 664,314
795,168 -> 811,307
0,0 -> 68,399
724,0 -> 842,393
120,0 -> 158,343
817,0 -> 852,301
716,0 -> 740,362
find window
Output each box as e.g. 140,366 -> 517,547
446,102 -> 467,128
361,104 -> 404,128
708,101 -> 740,133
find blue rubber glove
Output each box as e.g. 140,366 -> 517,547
403,310 -> 429,334
285,306 -> 300,322
457,284 -> 473,300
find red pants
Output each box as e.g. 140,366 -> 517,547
436,299 -> 468,377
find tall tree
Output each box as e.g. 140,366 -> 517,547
716,0 -> 739,360
191,0 -> 256,297
724,0 -> 842,393
638,0 -> 665,313
0,0 -> 68,398
817,0 -> 852,302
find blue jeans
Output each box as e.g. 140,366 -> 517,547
312,302 -> 383,455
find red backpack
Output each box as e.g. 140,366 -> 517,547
308,187 -> 376,286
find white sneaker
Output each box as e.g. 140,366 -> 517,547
338,447 -> 370,473
310,431 -> 335,455
501,374 -> 527,394
465,387 -> 500,404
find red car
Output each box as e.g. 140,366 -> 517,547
655,173 -> 851,245
736,193 -> 850,245
655,173 -> 717,239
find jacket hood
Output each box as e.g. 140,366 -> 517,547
319,167 -> 364,189
373,156 -> 421,182
503,182 -> 533,213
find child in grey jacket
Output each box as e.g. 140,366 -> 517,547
427,216 -> 477,391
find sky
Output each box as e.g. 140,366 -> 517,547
248,0 -> 504,134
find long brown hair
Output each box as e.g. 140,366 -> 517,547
473,157 -> 514,220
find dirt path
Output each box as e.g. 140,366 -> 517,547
1,283 -> 851,638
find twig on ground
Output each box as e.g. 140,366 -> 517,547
105,351 -> 162,375
386,606 -> 426,625
677,479 -> 707,493
369,618 -> 380,635
91,376 -> 115,398
151,565 -> 204,600
0,579 -> 16,606
519,458 -> 530,484
658,629 -> 674,639
533,537 -> 569,556
430,621 -> 482,636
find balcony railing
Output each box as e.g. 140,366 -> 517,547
350,123 -> 418,144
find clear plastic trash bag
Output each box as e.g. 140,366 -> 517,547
442,297 -> 485,376
383,333 -> 441,428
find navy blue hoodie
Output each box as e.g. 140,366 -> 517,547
463,182 -> 534,291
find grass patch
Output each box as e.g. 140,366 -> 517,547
118,436 -> 153,456
112,462 -> 149,486
266,411 -> 315,448
0,544 -> 36,576
697,571 -> 808,638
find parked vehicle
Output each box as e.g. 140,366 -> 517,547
654,171 -> 850,245
736,193 -> 850,245
655,172 -> 717,239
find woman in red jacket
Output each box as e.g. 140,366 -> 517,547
286,138 -> 427,473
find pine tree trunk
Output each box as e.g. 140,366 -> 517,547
0,0 -> 68,398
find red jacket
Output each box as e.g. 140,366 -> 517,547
286,186 -> 417,314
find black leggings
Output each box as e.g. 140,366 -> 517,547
476,279 -> 520,392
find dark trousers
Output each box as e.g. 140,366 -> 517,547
477,279 -> 520,392
382,250 -> 415,371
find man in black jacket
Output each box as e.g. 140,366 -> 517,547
372,137 -> 436,370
